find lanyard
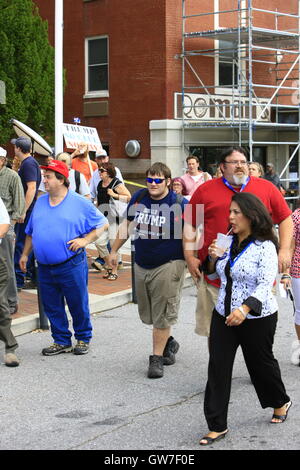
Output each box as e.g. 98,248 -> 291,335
229,239 -> 254,268
222,176 -> 250,193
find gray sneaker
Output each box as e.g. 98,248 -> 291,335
42,343 -> 73,356
148,355 -> 164,378
4,352 -> 20,367
73,341 -> 89,355
163,336 -> 179,365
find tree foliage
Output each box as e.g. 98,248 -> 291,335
0,0 -> 55,145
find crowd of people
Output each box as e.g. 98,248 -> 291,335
0,139 -> 298,446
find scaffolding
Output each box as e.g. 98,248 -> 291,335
181,0 -> 300,199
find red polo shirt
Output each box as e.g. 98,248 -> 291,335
185,176 -> 292,286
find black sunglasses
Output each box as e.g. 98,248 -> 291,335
146,177 -> 166,184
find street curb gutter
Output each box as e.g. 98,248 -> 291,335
12,275 -> 194,337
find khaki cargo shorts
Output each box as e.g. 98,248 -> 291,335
195,275 -> 219,337
134,260 -> 186,329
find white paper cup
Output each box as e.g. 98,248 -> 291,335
215,233 -> 233,257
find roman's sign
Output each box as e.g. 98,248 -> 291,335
175,93 -> 270,122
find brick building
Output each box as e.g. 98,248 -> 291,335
33,0 -> 300,188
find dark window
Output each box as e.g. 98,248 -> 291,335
87,37 -> 108,92
278,110 -> 299,124
219,40 -> 238,87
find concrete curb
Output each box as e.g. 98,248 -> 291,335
12,275 -> 194,337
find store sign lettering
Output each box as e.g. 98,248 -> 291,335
175,93 -> 270,122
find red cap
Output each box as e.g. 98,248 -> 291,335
41,160 -> 69,178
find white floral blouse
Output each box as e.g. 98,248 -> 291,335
212,239 -> 278,319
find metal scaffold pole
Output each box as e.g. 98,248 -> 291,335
181,0 -> 300,194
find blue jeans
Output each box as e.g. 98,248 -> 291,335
14,211 -> 35,288
37,251 -> 92,346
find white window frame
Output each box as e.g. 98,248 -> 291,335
214,0 -> 239,95
215,38 -> 239,95
84,35 -> 109,98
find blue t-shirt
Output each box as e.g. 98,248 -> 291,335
26,190 -> 108,264
18,156 -> 41,212
127,189 -> 188,269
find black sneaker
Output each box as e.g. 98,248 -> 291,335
73,341 -> 89,355
147,355 -> 164,378
163,336 -> 180,365
42,343 -> 73,356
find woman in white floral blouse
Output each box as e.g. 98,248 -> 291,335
199,192 -> 291,446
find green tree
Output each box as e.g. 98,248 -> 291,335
0,0 -> 55,145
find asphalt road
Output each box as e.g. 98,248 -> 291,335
0,285 -> 299,453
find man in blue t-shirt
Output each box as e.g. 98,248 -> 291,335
109,162 -> 188,379
19,160 -> 108,356
11,136 -> 41,290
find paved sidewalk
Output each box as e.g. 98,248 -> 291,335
12,245 -> 193,337
11,245 -> 134,337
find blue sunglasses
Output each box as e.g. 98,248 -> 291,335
146,177 -> 166,184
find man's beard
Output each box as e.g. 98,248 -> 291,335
232,174 -> 248,186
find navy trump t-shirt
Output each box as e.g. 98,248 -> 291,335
127,189 -> 188,269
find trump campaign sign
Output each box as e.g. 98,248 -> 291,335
62,123 -> 104,153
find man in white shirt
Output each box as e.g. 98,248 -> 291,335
0,196 -> 20,367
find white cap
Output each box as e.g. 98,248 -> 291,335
0,147 -> 7,158
95,149 -> 107,158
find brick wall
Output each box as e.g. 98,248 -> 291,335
33,0 -> 299,173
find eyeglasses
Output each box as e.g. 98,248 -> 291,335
99,168 -> 107,173
224,160 -> 248,166
146,177 -> 166,184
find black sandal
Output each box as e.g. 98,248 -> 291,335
271,401 -> 292,423
199,430 -> 228,446
106,273 -> 118,281
102,268 -> 112,279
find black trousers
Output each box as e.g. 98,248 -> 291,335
204,310 -> 290,432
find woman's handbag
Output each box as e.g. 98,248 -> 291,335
108,179 -> 128,218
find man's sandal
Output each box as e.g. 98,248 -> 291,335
102,268 -> 112,279
199,430 -> 228,446
106,273 -> 118,281
270,401 -> 292,423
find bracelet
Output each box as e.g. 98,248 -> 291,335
281,274 -> 291,280
238,306 -> 247,319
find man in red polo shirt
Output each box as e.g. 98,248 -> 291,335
183,147 -> 293,337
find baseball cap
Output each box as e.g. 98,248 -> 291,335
40,160 -> 69,178
11,136 -> 31,153
95,149 -> 107,158
0,146 -> 7,158
266,162 -> 274,168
